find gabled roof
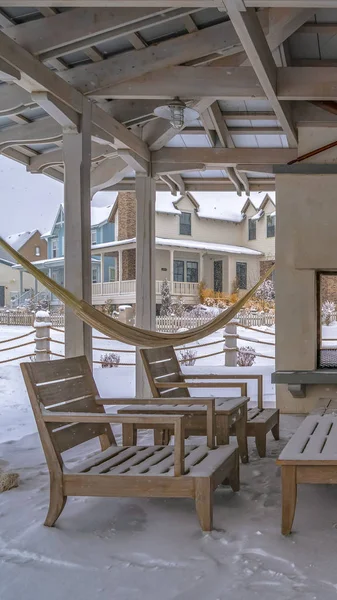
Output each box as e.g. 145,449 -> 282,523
0,230 -> 38,264
43,203 -> 115,238
241,192 -> 276,217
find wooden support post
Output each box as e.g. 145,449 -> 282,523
34,310 -> 51,362
170,249 -> 174,293
135,173 -> 156,398
63,98 -> 92,363
100,253 -> 104,295
224,320 -> 238,367
118,249 -> 122,293
19,270 -> 23,297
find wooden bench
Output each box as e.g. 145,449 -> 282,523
118,346 -> 279,460
277,415 -> 337,535
21,356 -> 240,532
310,398 -> 337,415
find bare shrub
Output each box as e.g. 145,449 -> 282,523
100,352 -> 120,368
237,346 -> 256,367
322,300 -> 336,325
179,348 -> 197,366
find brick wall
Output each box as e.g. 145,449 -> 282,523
320,274 -> 337,303
117,191 -> 136,241
260,260 -> 274,280
115,192 -> 137,280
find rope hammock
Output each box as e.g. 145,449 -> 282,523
0,236 -> 274,348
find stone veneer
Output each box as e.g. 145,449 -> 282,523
116,191 -> 136,281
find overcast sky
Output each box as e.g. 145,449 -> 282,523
0,155 -> 117,237
0,154 -> 274,238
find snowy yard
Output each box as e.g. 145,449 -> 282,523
3,325 -> 337,599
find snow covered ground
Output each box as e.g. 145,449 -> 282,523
7,324 -> 337,599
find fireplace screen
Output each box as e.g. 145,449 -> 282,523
318,273 -> 337,368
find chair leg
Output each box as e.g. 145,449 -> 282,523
44,479 -> 67,527
228,450 -> 240,492
255,432 -> 267,458
272,421 -> 280,441
236,407 -> 249,464
195,478 -> 213,532
281,466 -> 297,536
216,415 -> 229,445
154,428 -> 170,445
122,423 -> 137,446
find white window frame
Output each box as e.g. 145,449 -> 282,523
51,239 -> 58,258
108,265 -> 116,282
91,229 -> 97,245
35,246 -> 41,257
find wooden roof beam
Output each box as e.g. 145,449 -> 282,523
0,30 -> 150,161
152,147 -> 297,166
225,2 -> 297,147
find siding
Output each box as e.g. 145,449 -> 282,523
242,202 -> 275,260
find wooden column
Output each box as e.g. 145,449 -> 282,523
63,98 -> 92,362
100,253 -> 104,295
118,249 -> 122,293
135,173 -> 156,398
170,249 -> 174,293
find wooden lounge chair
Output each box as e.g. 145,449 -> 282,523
21,356 -> 240,532
118,346 -> 279,458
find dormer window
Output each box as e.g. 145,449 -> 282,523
179,212 -> 191,236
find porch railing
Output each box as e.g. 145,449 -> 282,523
155,280 -> 199,297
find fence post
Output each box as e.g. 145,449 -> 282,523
224,320 -> 238,367
34,310 -> 52,362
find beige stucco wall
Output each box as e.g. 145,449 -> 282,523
156,195 -> 243,246
0,264 -> 38,306
243,202 -> 275,260
276,172 -> 337,413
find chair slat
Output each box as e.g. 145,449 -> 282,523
48,421 -> 112,453
141,347 -> 189,398
27,356 -> 87,384
37,376 -> 92,407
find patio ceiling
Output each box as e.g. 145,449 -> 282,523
1,2 -> 337,194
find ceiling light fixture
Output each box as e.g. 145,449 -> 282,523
154,98 -> 199,129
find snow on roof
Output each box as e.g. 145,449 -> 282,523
156,192 -> 181,215
91,205 -> 114,227
192,192 -> 246,222
0,230 -> 37,264
155,191 -> 276,223
93,237 -> 262,256
5,230 -> 37,251
156,237 -> 262,256
251,209 -> 264,221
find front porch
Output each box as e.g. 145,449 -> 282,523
92,279 -> 200,306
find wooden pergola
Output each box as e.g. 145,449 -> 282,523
1,0 -> 337,394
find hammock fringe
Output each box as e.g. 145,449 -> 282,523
0,236 -> 274,348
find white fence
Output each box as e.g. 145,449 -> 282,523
0,310 -> 64,327
156,314 -> 212,332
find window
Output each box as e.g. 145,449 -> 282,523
174,260 -> 184,282
35,246 -> 41,257
186,261 -> 198,283
318,272 -> 337,368
92,266 -> 99,284
91,229 -> 97,245
108,265 -> 116,282
179,212 -> 191,236
248,218 -> 256,241
236,262 -> 247,290
267,214 -> 276,238
51,239 -> 57,258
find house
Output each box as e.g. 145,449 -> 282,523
0,230 -> 47,307
16,192 -> 275,309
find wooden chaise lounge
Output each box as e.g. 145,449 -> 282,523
118,346 -> 279,459
277,414 -> 337,535
21,356 -> 240,532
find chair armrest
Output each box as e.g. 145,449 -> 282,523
42,410 -> 186,476
154,381 -> 248,395
95,397 -> 215,449
183,373 -> 263,409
